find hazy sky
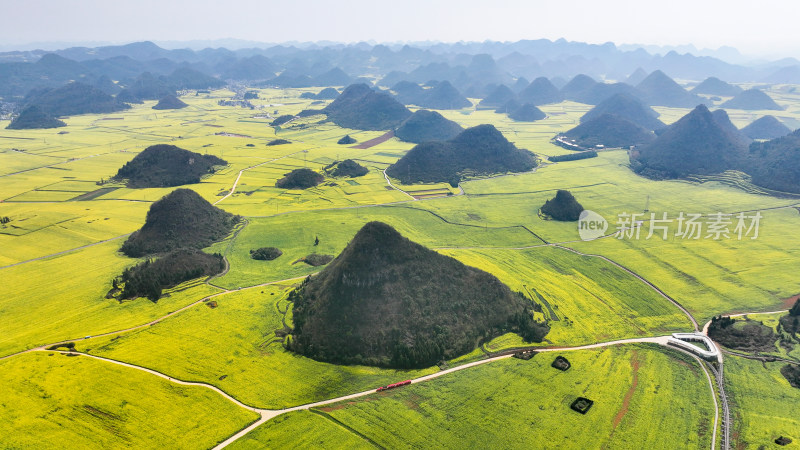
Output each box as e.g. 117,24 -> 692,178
3,0 -> 798,58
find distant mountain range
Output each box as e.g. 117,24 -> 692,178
2,39 -> 800,109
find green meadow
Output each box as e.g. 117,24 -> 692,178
240,345 -> 714,449
0,351 -> 257,448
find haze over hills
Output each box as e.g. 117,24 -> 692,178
288,221 -> 549,368
23,81 -> 129,117
625,68 -> 649,85
508,103 -> 546,122
741,115 -> 792,140
152,94 -> 188,110
1,38 -> 800,104
560,74 -> 597,101
747,129 -> 800,193
720,89 -> 783,110
562,113 -> 656,148
517,77 -> 562,105
323,83 -> 411,130
691,76 -> 742,96
710,109 -> 752,147
478,84 -> 516,108
579,93 -> 664,130
635,70 -> 704,108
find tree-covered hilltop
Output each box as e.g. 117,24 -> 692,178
152,94 -> 188,110
120,188 -> 238,258
6,105 -> 66,130
394,110 -> 464,143
116,249 -> 225,301
323,83 -> 411,130
313,87 -> 340,99
779,299 -> 800,334
288,221 -> 549,368
561,114 -> 655,148
113,144 -> 227,188
386,124 -> 537,184
580,93 -> 664,131
275,168 -> 324,189
746,129 -> 800,193
250,247 -> 283,261
541,190 -> 584,221
720,89 -> 783,110
325,159 -> 368,178
23,81 -> 129,116
337,135 -> 356,145
631,104 -> 747,179
741,115 -> 791,140
508,103 -> 545,122
710,109 -> 752,147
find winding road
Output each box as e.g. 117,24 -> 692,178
9,141 -> 799,448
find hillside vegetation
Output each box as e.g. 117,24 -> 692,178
323,83 -> 411,130
394,110 -> 464,143
113,144 -> 227,188
24,82 -> 129,116
117,249 -> 225,301
747,129 -> 800,193
580,93 -> 664,130
508,103 -> 545,122
632,105 -> 747,179
152,94 -> 188,110
325,159 -> 368,178
741,115 -> 791,140
120,188 -> 239,257
562,114 -> 655,148
288,222 -> 549,368
386,124 -> 537,184
276,168 -> 324,189
6,106 -> 66,130
541,190 -> 584,221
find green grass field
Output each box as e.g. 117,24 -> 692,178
82,285 -> 438,409
0,351 -> 258,448
237,345 -> 714,449
228,411 -> 373,449
725,355 -> 800,448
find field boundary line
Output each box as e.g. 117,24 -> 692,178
214,151 -> 305,205
0,233 -> 132,271
308,409 -> 385,449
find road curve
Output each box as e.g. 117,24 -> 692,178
214,151 -> 305,206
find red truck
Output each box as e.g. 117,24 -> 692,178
376,380 -> 411,392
